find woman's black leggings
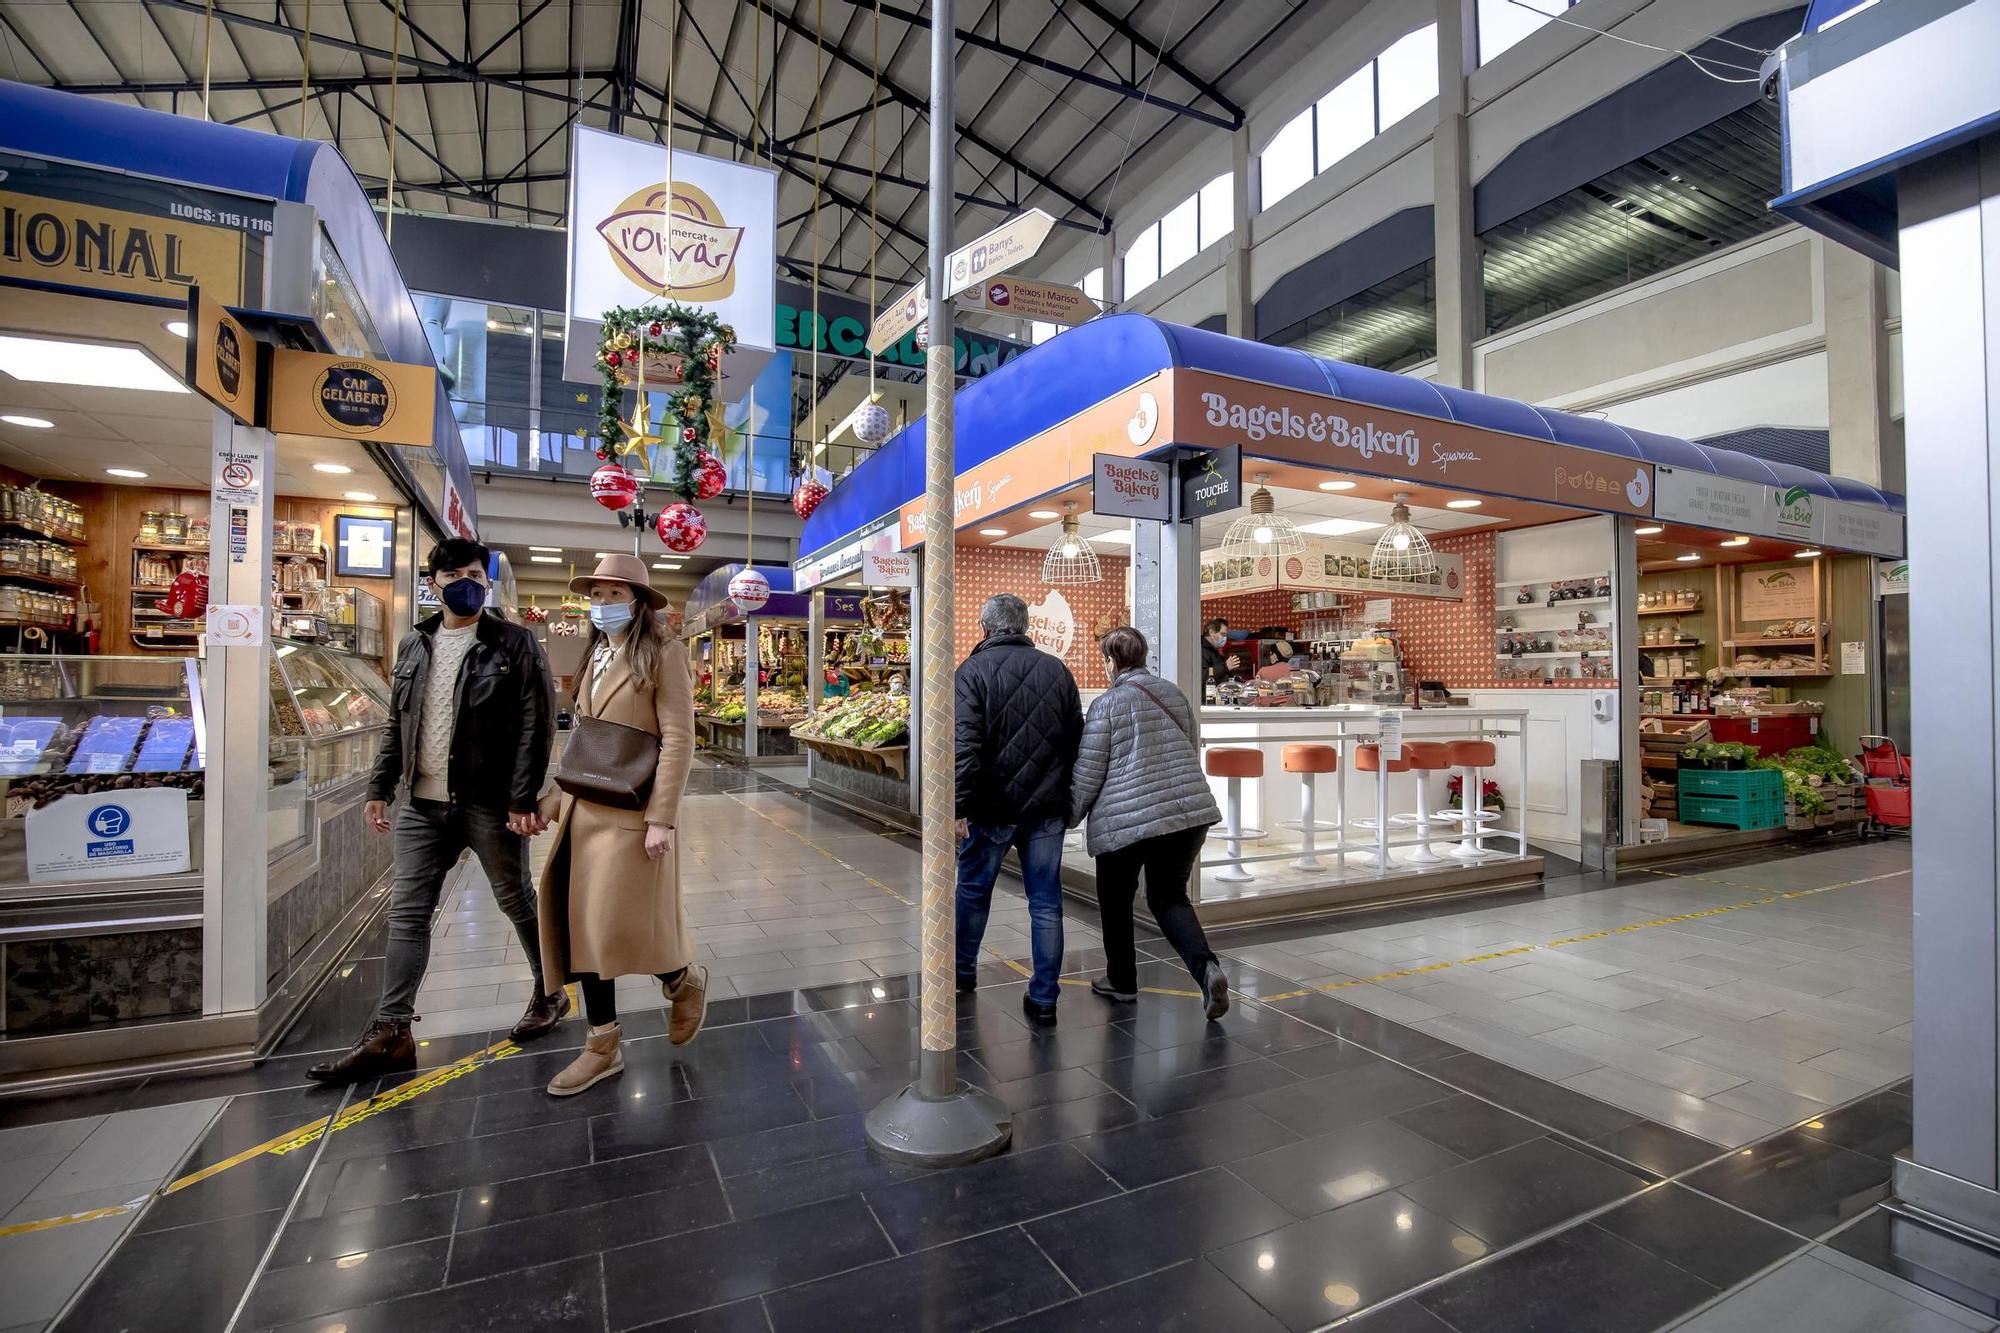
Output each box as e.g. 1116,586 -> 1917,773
577,969 -> 687,1026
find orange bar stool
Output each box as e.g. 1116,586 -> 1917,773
1206,747 -> 1265,882
1390,741 -> 1454,865
1352,743 -> 1411,869
1281,743 -> 1341,870
1440,738 -> 1503,859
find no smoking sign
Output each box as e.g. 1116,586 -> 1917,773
213,448 -> 260,505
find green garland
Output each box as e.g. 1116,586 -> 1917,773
594,302 -> 738,502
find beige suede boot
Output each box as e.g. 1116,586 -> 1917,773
666,966 -> 709,1046
546,1023 -> 623,1096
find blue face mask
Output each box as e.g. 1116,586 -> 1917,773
438,577 -> 486,617
590,602 -> 635,634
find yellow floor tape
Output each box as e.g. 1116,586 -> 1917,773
0,1037 -> 520,1242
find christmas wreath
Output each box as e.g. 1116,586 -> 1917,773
594,302 -> 737,503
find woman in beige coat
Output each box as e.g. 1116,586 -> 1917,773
538,554 -> 703,1095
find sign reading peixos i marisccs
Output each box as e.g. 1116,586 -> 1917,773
563,125 -> 777,385
269,349 -> 437,447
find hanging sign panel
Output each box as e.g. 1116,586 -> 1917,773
186,288 -> 265,427
868,279 -> 928,356
960,276 -> 1096,327
944,210 -> 1057,299
1178,444 -> 1242,522
1092,454 -> 1171,520
860,551 -> 916,588
1653,467 -> 1903,557
268,349 -> 437,447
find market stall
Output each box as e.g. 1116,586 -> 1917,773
0,83 -> 470,1086
797,313 -> 1904,919
681,564 -> 861,765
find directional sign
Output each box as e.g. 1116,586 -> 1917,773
960,275 -> 1097,327
868,278 -> 928,355
945,209 -> 1056,298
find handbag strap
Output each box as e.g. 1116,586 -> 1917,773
1128,679 -> 1195,745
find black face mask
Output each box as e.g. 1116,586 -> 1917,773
439,578 -> 486,616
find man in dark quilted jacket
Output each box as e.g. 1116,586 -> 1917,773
954,593 -> 1083,1025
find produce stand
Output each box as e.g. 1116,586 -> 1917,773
793,585 -> 917,829
681,565 -> 849,767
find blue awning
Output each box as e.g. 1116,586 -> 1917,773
799,312 -> 1903,556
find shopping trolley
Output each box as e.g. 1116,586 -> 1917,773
1856,736 -> 1912,838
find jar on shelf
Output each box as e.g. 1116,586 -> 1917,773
189,516 -> 210,548
161,511 -> 189,545
291,521 -> 319,554
139,511 -> 164,544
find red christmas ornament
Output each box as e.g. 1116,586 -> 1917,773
649,322 -> 664,337
605,350 -> 623,367
521,605 -> 548,624
681,426 -> 697,443
590,464 -> 641,511
791,478 -> 829,520
693,451 -> 727,500
656,502 -> 708,553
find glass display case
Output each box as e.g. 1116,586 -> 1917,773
322,585 -> 386,660
270,642 -> 392,794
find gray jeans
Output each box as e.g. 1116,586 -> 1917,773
378,798 -> 544,1023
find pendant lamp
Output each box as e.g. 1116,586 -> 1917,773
1041,502 -> 1102,586
1219,474 -> 1306,560
1370,493 -> 1438,582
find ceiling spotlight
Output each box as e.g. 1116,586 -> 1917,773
343,491 -> 378,501
1317,479 -> 1357,492
1444,498 -> 1482,510
1028,509 -> 1060,520
1676,552 -> 1701,563
106,467 -> 149,478
313,463 -> 354,475
0,414 -> 54,429
163,320 -> 189,338
1634,524 -> 1664,535
1720,536 -> 1750,547
1794,548 -> 1822,559
978,528 -> 1007,537
529,546 -> 562,553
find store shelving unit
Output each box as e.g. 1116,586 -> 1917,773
1717,559 -> 1831,678
0,488 -> 87,646
1495,572 -> 1615,682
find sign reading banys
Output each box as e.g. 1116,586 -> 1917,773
1169,371 -> 1654,517
564,126 -> 776,385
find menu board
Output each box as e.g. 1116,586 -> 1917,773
65,716 -> 144,775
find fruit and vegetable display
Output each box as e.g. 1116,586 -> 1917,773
791,694 -> 909,748
698,687 -> 806,724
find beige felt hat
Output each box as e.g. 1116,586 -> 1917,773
569,552 -> 666,609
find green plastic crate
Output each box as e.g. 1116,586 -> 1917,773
1679,792 -> 1785,830
1679,769 -> 1783,800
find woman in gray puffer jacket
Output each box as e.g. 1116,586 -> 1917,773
1070,627 -> 1230,1021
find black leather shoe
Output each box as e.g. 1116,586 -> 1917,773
1021,995 -> 1058,1027
308,1020 -> 416,1084
1091,977 -> 1138,1003
511,987 -> 571,1041
956,974 -> 979,996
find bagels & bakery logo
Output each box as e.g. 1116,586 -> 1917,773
597,181 -> 743,300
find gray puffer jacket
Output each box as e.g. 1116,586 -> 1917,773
1069,669 -> 1221,856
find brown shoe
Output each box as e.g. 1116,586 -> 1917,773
546,1024 -> 623,1096
307,1020 -> 416,1085
510,987 -> 571,1041
665,966 -> 709,1046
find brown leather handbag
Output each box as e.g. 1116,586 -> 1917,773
552,659 -> 658,810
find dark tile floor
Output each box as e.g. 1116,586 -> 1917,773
7,828 -> 1965,1333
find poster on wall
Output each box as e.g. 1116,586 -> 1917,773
1026,589 -> 1075,660
1739,566 -> 1817,620
563,125 -> 777,386
27,788 -> 192,884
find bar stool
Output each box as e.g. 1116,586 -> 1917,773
1438,739 -> 1503,860
1206,748 -> 1264,882
1280,744 -> 1341,870
1390,741 -> 1453,865
1351,743 -> 1411,870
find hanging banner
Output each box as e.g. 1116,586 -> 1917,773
186,288 -> 265,427
269,349 -> 437,447
564,126 -> 777,384
1093,454 -> 1171,521
1877,558 -> 1909,596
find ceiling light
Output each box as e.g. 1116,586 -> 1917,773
105,467 -> 149,479
658,562 -> 683,570
1028,509 -> 1060,520
487,319 -> 502,331
594,552 -> 618,559
313,462 -> 354,475
1634,524 -> 1664,535
1371,493 -> 1437,582
1445,498 -> 1482,510
530,555 -> 562,563
1676,552 -> 1701,563
0,414 -> 53,429
1794,548 -> 1822,559
978,528 -> 1007,537
163,320 -> 189,338
1317,479 -> 1357,492
1720,536 -> 1750,547
1042,501 -> 1102,586
529,546 -> 562,553
343,491 -> 377,502
1092,529 -> 1133,545
1222,474 -> 1306,560
0,335 -> 188,393
1297,517 -> 1383,538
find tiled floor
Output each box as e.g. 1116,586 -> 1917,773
0,775 -> 1977,1333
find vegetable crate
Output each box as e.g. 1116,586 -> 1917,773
1678,768 -> 1785,831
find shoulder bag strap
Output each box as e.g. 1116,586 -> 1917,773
1128,680 -> 1196,745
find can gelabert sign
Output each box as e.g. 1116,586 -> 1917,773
185,286 -> 265,427
269,349 -> 437,448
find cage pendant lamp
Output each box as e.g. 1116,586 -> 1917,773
1371,493 -> 1438,582
1219,475 -> 1306,560
1041,502 -> 1102,586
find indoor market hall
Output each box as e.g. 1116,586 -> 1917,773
0,0 -> 1989,1330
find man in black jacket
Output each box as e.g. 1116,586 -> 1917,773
1202,617 -> 1244,689
954,593 -> 1083,1025
310,538 -> 565,1084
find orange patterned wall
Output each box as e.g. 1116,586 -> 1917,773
954,544 -> 1131,689
1388,529 -> 1610,689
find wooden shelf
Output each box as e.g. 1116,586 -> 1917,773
1726,637 -> 1819,648
1640,639 -> 1703,648
0,570 -> 82,591
131,542 -> 215,554
1725,668 -> 1830,678
797,735 -> 909,779
1495,649 -> 1612,660
0,521 -> 85,545
1499,596 -> 1610,613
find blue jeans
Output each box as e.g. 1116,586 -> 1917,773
957,817 -> 1067,1006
